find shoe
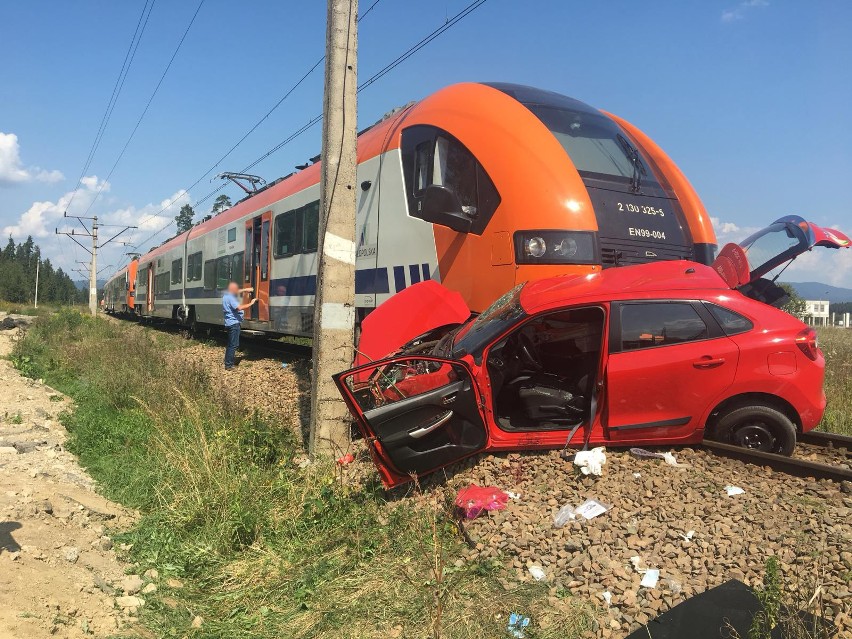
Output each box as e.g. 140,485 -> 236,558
225,366 -> 234,371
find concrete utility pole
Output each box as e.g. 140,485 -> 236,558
90,217 -> 98,315
34,260 -> 39,309
310,0 -> 359,457
57,213 -> 135,316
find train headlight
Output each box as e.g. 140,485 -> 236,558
524,236 -> 547,258
514,231 -> 598,265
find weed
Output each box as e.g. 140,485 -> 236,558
12,311 -> 595,638
817,327 -> 852,435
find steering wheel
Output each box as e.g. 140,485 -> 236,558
517,332 -> 543,371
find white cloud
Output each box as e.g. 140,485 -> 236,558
2,175 -> 109,239
0,132 -> 64,185
721,0 -> 769,23
2,179 -> 192,277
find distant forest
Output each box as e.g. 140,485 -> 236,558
0,236 -> 83,305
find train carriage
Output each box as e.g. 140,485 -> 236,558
124,82 -> 717,336
102,259 -> 138,314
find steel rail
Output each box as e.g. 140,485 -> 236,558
702,439 -> 852,482
797,430 -> 852,449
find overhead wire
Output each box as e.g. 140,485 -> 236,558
131,0 -> 385,235
118,0 -> 489,269
81,0 -> 206,218
65,0 -> 155,215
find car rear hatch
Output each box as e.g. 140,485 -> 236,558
711,215 -> 850,304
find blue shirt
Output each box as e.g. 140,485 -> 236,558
222,292 -> 244,327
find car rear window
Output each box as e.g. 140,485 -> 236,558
705,303 -> 753,336
619,302 -> 709,351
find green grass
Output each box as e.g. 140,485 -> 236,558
11,310 -> 593,639
816,327 -> 852,435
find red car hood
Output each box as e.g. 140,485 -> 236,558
354,280 -> 470,366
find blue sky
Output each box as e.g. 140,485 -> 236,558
2,0 -> 851,285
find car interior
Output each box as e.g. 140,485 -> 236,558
485,307 -> 604,430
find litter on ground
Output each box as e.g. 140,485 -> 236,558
725,485 -> 745,496
629,447 -> 687,467
507,613 -> 530,638
640,568 -> 660,588
527,565 -> 546,581
572,447 -> 607,476
455,485 -> 509,519
553,498 -> 613,527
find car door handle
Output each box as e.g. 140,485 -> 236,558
409,410 -> 453,439
693,357 -> 726,369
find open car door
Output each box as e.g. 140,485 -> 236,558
713,215 -> 850,306
333,356 -> 488,487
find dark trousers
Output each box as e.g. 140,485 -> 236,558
225,324 -> 240,369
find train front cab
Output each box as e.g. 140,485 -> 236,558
382,83 -> 717,313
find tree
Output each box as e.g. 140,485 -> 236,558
175,204 -> 195,233
0,237 -> 83,305
778,283 -> 807,318
211,194 -> 232,216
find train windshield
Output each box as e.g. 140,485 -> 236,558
527,104 -> 661,191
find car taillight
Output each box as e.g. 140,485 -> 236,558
795,327 -> 819,360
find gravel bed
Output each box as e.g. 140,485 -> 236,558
175,339 -> 312,444
158,329 -> 851,636
437,447 -> 852,637
795,441 -> 851,468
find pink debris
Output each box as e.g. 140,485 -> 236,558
455,484 -> 509,519
336,453 -> 355,466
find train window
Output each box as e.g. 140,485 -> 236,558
187,252 -> 203,282
203,260 -> 216,290
171,259 -> 183,285
523,104 -> 661,191
232,252 -> 244,284
433,135 -> 477,215
274,211 -> 298,258
619,302 -> 709,351
414,141 -> 431,195
227,227 -> 237,243
401,125 -> 501,235
216,257 -> 231,289
261,220 -> 270,280
245,227 -> 252,282
302,201 -> 319,253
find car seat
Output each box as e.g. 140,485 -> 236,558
516,373 -> 586,422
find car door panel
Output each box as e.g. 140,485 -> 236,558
606,301 -> 739,442
334,357 -> 488,486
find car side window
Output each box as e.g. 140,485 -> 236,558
619,303 -> 709,351
705,303 -> 753,336
341,359 -> 462,412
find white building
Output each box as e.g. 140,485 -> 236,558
803,300 -> 830,326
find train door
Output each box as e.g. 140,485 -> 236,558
245,211 -> 271,322
146,263 -> 154,312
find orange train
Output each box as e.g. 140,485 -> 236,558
103,83 -> 716,334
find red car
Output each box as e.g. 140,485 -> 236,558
334,216 -> 850,487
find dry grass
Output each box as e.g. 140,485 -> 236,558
816,327 -> 852,435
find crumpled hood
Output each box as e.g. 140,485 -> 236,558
354,280 -> 470,366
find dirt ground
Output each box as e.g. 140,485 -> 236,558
0,321 -> 141,639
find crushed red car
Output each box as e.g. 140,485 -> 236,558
334,216 -> 850,487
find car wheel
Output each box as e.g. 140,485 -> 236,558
711,405 -> 797,456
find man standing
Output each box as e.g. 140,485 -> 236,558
222,282 -> 256,370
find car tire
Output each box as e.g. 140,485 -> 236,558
711,404 -> 797,456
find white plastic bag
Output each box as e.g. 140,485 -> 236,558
553,498 -> 613,528
573,447 -> 607,476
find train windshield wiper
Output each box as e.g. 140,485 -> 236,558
617,134 -> 646,193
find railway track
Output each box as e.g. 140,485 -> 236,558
703,432 -> 852,483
